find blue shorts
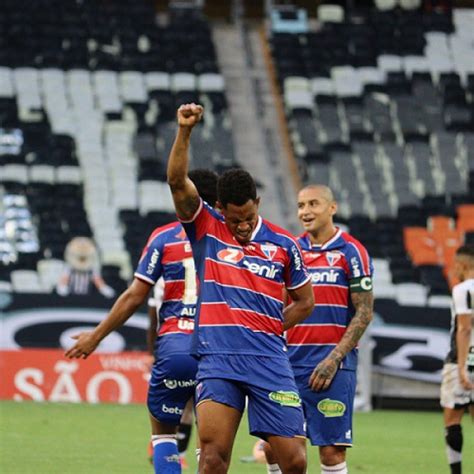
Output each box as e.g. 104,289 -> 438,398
147,354 -> 198,425
196,354 -> 305,439
294,368 -> 356,447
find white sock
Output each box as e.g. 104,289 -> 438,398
151,434 -> 177,447
321,462 -> 348,474
267,463 -> 282,474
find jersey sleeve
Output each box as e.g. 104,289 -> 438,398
180,197 -> 219,243
134,232 -> 164,285
345,240 -> 374,293
284,241 -> 311,290
452,284 -> 472,315
148,278 -> 165,309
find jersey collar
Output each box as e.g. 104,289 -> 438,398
304,228 -> 342,250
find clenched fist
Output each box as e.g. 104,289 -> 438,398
177,103 -> 204,128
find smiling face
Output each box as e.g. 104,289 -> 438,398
297,186 -> 337,236
220,198 -> 260,244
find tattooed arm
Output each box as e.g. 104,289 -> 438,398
167,103 -> 203,221
309,289 -> 374,391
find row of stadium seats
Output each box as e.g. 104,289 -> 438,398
269,5 -> 474,300
0,0 -> 219,73
0,2 -> 239,295
404,205 -> 474,284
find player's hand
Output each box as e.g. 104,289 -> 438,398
309,357 -> 338,391
177,103 -> 203,128
459,367 -> 474,391
65,331 -> 100,359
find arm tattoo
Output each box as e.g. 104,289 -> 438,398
331,291 -> 374,363
169,184 -> 200,220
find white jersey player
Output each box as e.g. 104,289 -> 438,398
440,244 -> 474,474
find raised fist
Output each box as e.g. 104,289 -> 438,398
177,103 -> 204,128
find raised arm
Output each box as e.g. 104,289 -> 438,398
283,281 -> 314,331
167,103 -> 203,220
309,289 -> 373,391
65,278 -> 151,359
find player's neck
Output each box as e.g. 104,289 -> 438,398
307,224 -> 338,246
463,270 -> 474,280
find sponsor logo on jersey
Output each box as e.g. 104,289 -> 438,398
146,249 -> 160,275
326,251 -> 342,267
291,245 -> 302,270
217,248 -> 245,264
261,244 -> 278,260
243,260 -> 278,279
268,391 -> 301,407
311,269 -> 340,283
351,257 -> 361,277
317,398 -> 346,417
164,378 -> 197,390
177,318 -> 195,330
161,403 -> 183,415
180,307 -> 196,317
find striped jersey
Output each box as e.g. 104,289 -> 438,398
446,278 -> 474,364
287,229 -> 373,370
135,222 -> 197,356
182,199 -> 311,359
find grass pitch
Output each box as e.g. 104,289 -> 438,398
1,401 -> 472,473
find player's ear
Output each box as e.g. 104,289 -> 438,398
255,197 -> 261,209
330,200 -> 338,216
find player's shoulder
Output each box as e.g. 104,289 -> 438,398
147,221 -> 182,244
339,231 -> 370,256
452,278 -> 474,295
340,231 -> 367,249
262,219 -> 299,248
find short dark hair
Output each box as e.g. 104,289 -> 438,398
217,169 -> 257,207
189,169 -> 218,206
456,244 -> 474,259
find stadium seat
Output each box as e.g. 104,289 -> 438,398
11,269 -> 45,293
395,282 -> 427,306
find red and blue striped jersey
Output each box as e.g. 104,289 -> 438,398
182,199 -> 311,359
286,229 -> 373,370
135,222 -> 197,355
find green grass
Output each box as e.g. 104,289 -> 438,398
0,401 -> 472,473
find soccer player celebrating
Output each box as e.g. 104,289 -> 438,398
265,185 -> 374,474
441,245 -> 474,474
167,103 -> 314,474
65,169 -> 218,474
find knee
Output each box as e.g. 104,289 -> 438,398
320,446 -> 346,466
281,448 -> 306,474
200,444 -> 230,474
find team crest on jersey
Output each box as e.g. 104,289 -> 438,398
326,251 -> 342,267
261,244 -> 278,260
217,248 -> 245,264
